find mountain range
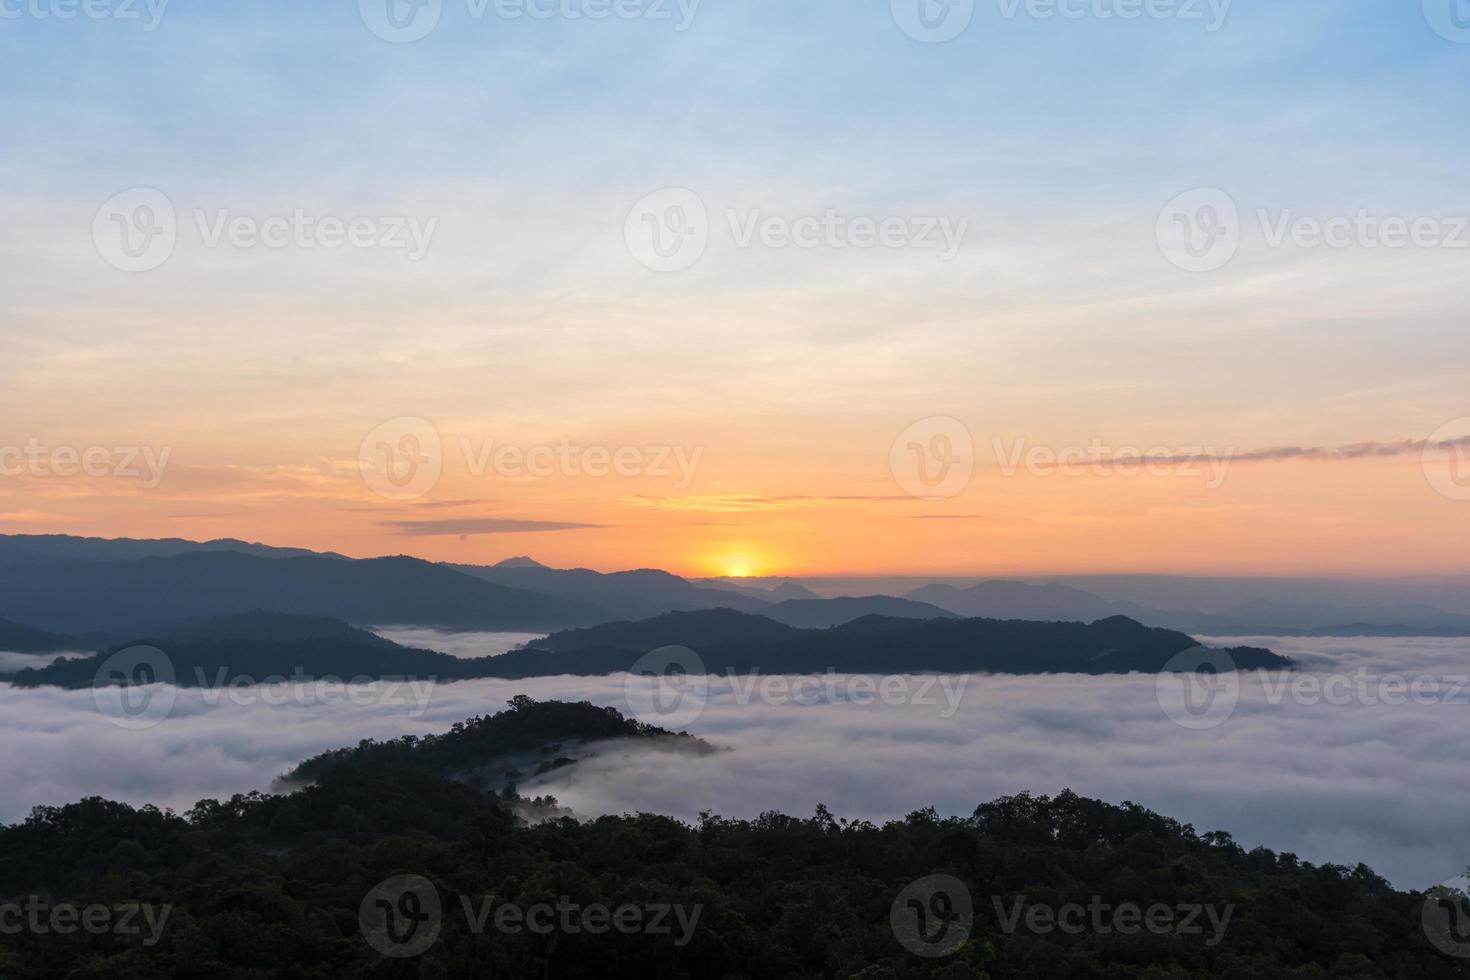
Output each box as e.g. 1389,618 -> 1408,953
906,580 -> 1470,635
0,534 -> 1465,649
2,608 -> 1287,688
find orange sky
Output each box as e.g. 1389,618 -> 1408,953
3,402 -> 1467,577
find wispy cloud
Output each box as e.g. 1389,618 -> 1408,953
630,493 -> 915,513
1141,434 -> 1470,466
383,518 -> 606,536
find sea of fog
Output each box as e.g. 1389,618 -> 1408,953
0,634 -> 1465,890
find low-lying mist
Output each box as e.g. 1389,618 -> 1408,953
0,635 -> 1464,890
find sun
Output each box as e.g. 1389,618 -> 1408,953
701,546 -> 775,580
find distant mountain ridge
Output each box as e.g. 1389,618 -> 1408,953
907,579 -> 1470,636
504,610 -> 1289,678
760,595 -> 955,628
0,551 -> 607,635
0,532 -> 344,565
446,561 -> 774,620
1,609 -> 1289,688
3,533 -> 1462,639
0,618 -> 78,654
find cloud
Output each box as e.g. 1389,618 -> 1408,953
630,493 -> 915,513
0,636 -> 1466,890
383,518 -> 606,536
1132,434 -> 1470,467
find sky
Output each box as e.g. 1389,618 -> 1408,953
1,0 -> 1468,577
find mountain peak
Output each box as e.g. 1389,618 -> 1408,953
495,556 -> 549,569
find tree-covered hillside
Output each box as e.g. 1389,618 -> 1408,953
0,699 -> 1463,979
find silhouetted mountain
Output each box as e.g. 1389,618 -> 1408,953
0,532 -> 343,566
1203,598 -> 1470,634
448,561 -> 772,620
493,555 -> 549,569
910,579 -> 1470,636
490,612 -> 1288,678
907,580 -> 1119,621
4,609 -> 1287,689
534,608 -> 800,653
760,595 -> 956,628
770,581 -> 821,600
0,551 -> 607,636
5,625 -> 462,691
0,617 -> 77,653
284,695 -> 711,790
162,610 -> 401,649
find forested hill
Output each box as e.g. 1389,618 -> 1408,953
2,610 -> 1289,690
0,698 -> 1461,978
